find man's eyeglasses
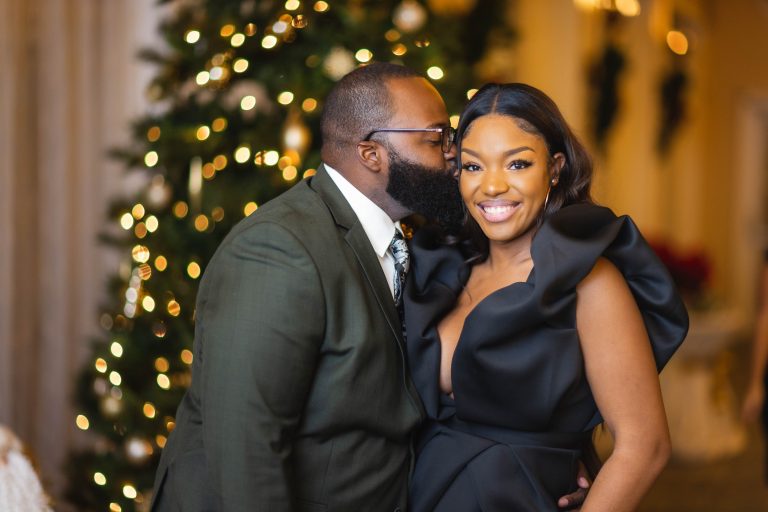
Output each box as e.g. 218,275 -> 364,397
363,126 -> 456,153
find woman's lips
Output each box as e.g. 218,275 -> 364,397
477,201 -> 520,222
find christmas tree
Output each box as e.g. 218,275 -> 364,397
66,0 -> 512,510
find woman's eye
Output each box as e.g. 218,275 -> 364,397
509,159 -> 532,170
461,163 -> 481,172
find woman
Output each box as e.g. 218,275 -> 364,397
405,83 -> 688,511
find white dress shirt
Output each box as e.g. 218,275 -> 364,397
325,164 -> 402,299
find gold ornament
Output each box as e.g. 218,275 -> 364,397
393,0 -> 428,33
100,396 -> 122,418
426,0 -> 477,16
323,46 -> 356,81
282,109 -> 312,157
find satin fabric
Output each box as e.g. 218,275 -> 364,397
404,203 -> 689,511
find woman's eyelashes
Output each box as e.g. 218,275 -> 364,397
460,159 -> 534,172
508,158 -> 532,170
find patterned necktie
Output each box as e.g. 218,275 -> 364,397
390,230 -> 410,331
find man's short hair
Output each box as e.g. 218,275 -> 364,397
320,62 -> 423,154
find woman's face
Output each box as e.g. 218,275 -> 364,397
459,114 -> 562,245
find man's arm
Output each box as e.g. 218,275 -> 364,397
200,221 -> 325,510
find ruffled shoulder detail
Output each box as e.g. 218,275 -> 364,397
532,203 -> 689,370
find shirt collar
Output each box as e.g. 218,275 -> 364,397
324,164 -> 401,258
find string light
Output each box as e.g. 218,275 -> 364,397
111,342 -> 124,358
262,35 -> 278,49
95,358 -> 108,373
132,245 -> 150,263
147,126 -> 161,141
385,29 -> 401,42
181,349 -> 194,365
173,202 -> 189,218
142,296 -> 156,312
157,374 -> 171,390
196,126 -> 210,140
144,151 -> 159,167
231,33 -> 246,47
145,215 -> 159,232
283,166 -> 298,181
211,207 -> 225,222
427,66 -> 445,80
134,223 -> 148,239
355,49 -> 373,62
202,163 -> 216,180
154,358 -> 170,372
120,213 -> 134,230
220,24 -> 235,37
154,255 -> 168,271
240,95 -> 257,110
143,402 -> 156,418
450,115 -> 460,128
277,91 -> 295,105
301,98 -> 318,112
123,485 -> 137,499
195,71 -> 210,86
285,0 -> 301,9
212,117 -> 228,132
244,202 -> 259,216
303,168 -> 317,178
213,155 -> 228,170
233,58 -> 249,73
187,262 -> 202,279
93,472 -> 107,486
392,44 -> 407,56
314,1 -> 330,12
234,146 -> 252,163
264,151 -> 280,166
666,30 -> 689,55
245,23 -> 257,36
184,30 -> 200,44
156,435 -> 167,448
167,300 -> 181,316
273,20 -> 290,34
109,502 -> 122,512
209,67 -> 224,81
292,15 -> 308,28
138,263 -> 152,280
109,371 -> 122,386
76,414 -> 90,430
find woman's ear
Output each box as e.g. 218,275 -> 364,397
356,141 -> 385,173
550,152 -> 566,184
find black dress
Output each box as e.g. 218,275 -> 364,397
404,203 -> 689,511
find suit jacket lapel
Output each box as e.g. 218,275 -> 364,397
310,164 -> 405,346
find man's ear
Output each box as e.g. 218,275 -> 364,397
356,141 -> 385,173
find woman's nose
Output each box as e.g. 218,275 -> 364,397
480,169 -> 509,196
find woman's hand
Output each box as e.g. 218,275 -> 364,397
557,461 -> 591,510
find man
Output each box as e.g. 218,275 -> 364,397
152,62 -> 587,511
151,62 -> 459,511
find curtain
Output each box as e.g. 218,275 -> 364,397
0,0 -> 159,500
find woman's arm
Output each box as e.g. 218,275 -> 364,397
575,258 -> 671,512
743,263 -> 768,422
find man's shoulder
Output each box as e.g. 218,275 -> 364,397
225,178 -> 334,244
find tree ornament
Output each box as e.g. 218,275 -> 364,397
283,109 -> 312,157
323,46 -> 356,81
393,0 -> 428,33
100,396 -> 122,418
124,436 -> 154,465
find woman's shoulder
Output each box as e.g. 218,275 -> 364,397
534,202 -> 689,370
408,224 -> 467,295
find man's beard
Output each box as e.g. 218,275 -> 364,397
385,148 -> 465,232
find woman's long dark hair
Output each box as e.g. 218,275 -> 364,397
455,83 -> 594,262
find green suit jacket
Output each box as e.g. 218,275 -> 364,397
151,165 -> 424,511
